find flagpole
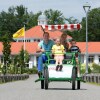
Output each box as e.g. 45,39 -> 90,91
24,25 -> 25,62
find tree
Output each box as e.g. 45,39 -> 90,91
66,30 -> 81,42
64,17 -> 80,41
0,5 -> 30,41
81,7 -> 100,41
18,46 -> 29,74
2,34 -> 11,74
18,46 -> 25,74
0,5 -> 43,41
65,17 -> 79,24
44,9 -> 65,25
15,5 -> 29,28
13,55 -> 19,74
27,11 -> 41,28
24,50 -> 29,63
0,7 -> 21,40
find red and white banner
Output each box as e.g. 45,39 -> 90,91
42,24 -> 82,30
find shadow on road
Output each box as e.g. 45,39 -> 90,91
47,88 -> 87,90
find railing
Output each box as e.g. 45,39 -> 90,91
45,52 -> 76,65
82,74 -> 100,84
0,74 -> 29,83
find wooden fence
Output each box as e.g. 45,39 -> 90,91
0,74 -> 29,83
82,74 -> 100,84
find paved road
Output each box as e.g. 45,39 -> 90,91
0,75 -> 100,100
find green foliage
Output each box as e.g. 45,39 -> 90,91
22,67 -> 38,74
16,46 -> 29,74
88,8 -> 100,41
0,64 -> 3,74
80,63 -> 100,74
24,50 -> 30,63
7,64 -> 14,74
91,63 -> 100,73
27,11 -> 41,28
18,46 -> 25,74
44,9 -> 65,25
80,63 -> 91,74
80,7 -> 100,41
65,17 -> 79,24
2,34 -> 11,74
0,5 -> 31,41
67,30 -> 81,42
1,47 -> 30,74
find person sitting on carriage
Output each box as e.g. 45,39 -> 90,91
52,38 -> 65,71
37,32 -> 54,77
60,32 -> 69,52
69,39 -> 81,76
69,39 -> 81,58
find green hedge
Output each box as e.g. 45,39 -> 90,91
23,67 -> 38,74
80,63 -> 100,74
91,63 -> 100,73
80,63 -> 91,74
0,63 -> 38,74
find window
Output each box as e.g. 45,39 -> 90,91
1,56 -> 4,63
99,56 -> 100,63
53,39 -> 56,41
88,56 -> 94,63
81,55 -> 84,63
37,39 -> 40,42
34,39 -> 36,42
42,21 -> 44,24
27,40 -> 30,42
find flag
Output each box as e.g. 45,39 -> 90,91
13,27 -> 25,38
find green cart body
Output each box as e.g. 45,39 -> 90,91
35,52 -> 84,90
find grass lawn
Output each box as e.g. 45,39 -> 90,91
87,82 -> 100,86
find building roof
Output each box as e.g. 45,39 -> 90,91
0,42 -> 38,55
0,42 -> 99,55
19,25 -> 72,39
45,30 -> 72,39
75,42 -> 100,54
24,26 -> 44,39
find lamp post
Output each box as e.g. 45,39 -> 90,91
83,2 -> 91,74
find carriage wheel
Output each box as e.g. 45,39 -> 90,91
41,80 -> 44,89
41,66 -> 45,89
77,80 -> 80,89
72,67 -> 77,90
40,72 -> 44,89
44,68 -> 49,89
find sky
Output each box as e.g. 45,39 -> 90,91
0,0 -> 100,22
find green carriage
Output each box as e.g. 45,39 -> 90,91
35,51 -> 83,90
35,24 -> 83,90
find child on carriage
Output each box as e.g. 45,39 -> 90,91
69,39 -> 81,76
52,38 -> 65,71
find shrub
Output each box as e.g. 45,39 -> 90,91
0,64 -> 3,74
91,63 -> 100,73
23,67 -> 38,74
28,67 -> 38,74
80,63 -> 91,74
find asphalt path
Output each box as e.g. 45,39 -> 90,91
0,74 -> 100,100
